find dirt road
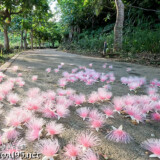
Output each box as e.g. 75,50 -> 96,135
1,49 -> 160,160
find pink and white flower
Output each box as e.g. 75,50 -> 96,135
106,125 -> 132,144
141,138 -> 160,158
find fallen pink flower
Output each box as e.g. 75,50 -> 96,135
126,68 -> 132,72
151,112 -> 160,121
106,125 -> 132,144
46,68 -> 51,73
58,78 -> 67,88
80,149 -> 99,160
64,143 -> 80,160
77,131 -> 100,151
74,94 -> 86,106
89,63 -> 92,67
2,127 -> 20,142
32,75 -> 38,81
27,88 -> 41,98
55,104 -> 70,120
54,68 -> 59,73
89,109 -> 102,120
141,138 -> 160,158
90,116 -> 105,132
7,93 -> 20,105
46,121 -> 64,138
113,97 -> 124,113
88,92 -> 99,104
102,106 -> 114,118
18,73 -> 22,77
12,66 -> 19,72
36,139 -> 59,160
77,107 -> 90,120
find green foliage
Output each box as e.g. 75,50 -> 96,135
123,27 -> 160,54
0,51 -> 16,65
60,27 -> 114,54
0,0 -> 160,58
0,32 -> 21,48
58,0 -> 160,58
60,25 -> 160,56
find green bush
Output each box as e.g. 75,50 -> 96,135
123,27 -> 160,54
61,26 -> 160,55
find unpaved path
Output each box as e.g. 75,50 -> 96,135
1,49 -> 160,160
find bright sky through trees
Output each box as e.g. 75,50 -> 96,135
49,0 -> 61,22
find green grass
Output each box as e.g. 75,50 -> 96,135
122,27 -> 160,54
60,27 -> 160,54
0,32 -> 20,65
0,53 -> 16,66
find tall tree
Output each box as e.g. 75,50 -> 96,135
113,0 -> 124,52
0,0 -> 49,51
0,0 -> 24,50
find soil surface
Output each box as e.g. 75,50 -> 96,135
1,49 -> 160,160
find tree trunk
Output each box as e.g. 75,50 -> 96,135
24,30 -> 28,50
21,30 -> 24,49
39,41 -> 41,48
113,0 -> 124,52
69,26 -> 73,42
30,29 -> 33,50
3,24 -> 9,51
52,42 -> 54,48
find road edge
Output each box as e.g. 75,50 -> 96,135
0,52 -> 22,73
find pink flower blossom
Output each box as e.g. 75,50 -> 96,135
151,112 -> 160,121
77,132 -> 100,151
89,63 -> 92,67
12,66 -> 19,72
18,73 -> 22,77
106,125 -> 132,143
41,103 -> 56,119
2,127 -> 20,142
77,107 -> 90,120
89,109 -> 102,120
26,118 -> 45,141
58,78 -> 67,88
90,115 -> 105,131
74,94 -> 86,106
98,88 -> 112,101
88,92 -> 99,104
125,105 -> 144,123
46,121 -> 64,138
113,97 -> 124,113
32,75 -> 38,81
64,143 -> 80,159
54,68 -> 59,73
55,104 -> 70,120
23,97 -> 43,111
103,63 -> 107,68
7,93 -> 20,105
126,68 -> 132,72
46,90 -> 56,100
27,87 -> 41,98
80,149 -> 99,160
101,106 -> 114,118
46,68 -> 51,73
141,138 -> 160,158
36,139 -> 59,159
